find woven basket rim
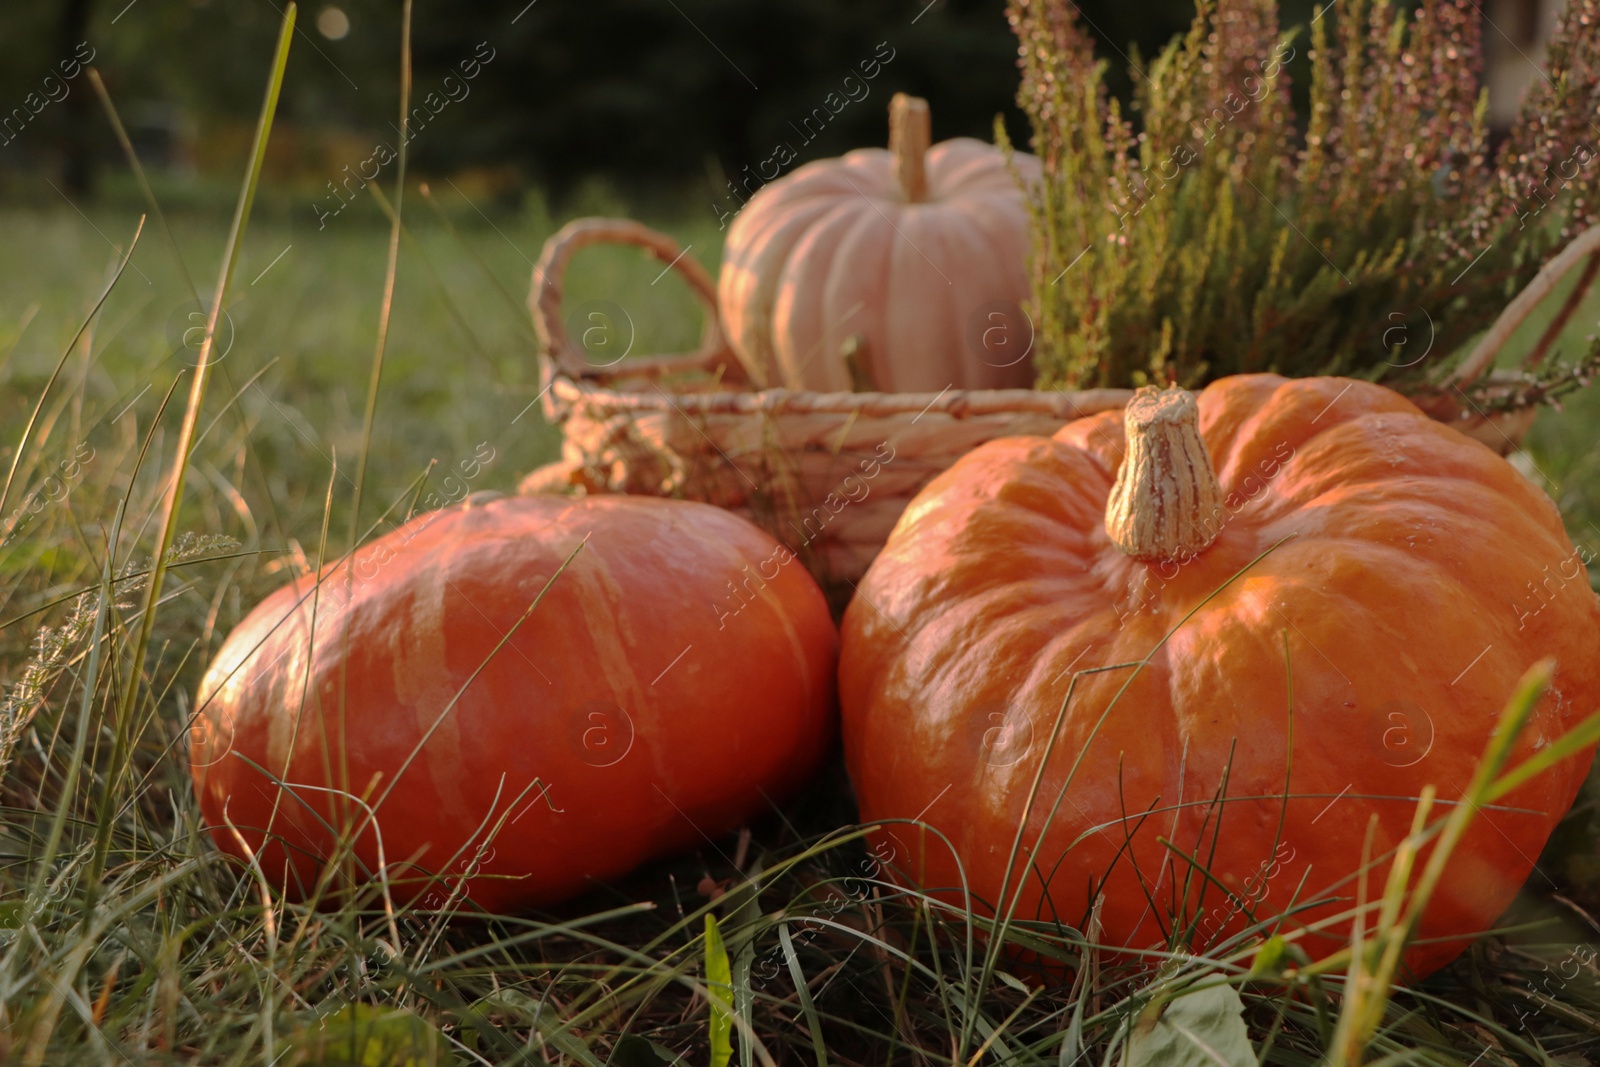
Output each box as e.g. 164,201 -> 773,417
548,374 -> 1135,419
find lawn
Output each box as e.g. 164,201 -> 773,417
7,169 -> 1600,1064
0,183 -> 729,556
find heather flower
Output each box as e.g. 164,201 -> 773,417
1012,0 -> 1600,393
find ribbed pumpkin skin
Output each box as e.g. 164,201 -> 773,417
193,495 -> 838,912
840,374 -> 1600,978
719,140 -> 1041,393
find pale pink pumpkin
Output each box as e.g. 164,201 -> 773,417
719,94 -> 1041,393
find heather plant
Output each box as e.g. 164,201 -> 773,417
1008,0 -> 1600,396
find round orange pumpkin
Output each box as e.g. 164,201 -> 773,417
839,374 -> 1600,978
718,93 -> 1041,393
192,494 -> 837,912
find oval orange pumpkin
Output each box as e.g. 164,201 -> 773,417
193,494 -> 837,912
840,374 -> 1600,978
719,94 -> 1040,393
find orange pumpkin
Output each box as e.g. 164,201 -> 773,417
193,494 -> 837,912
718,93 -> 1040,393
839,374 -> 1600,978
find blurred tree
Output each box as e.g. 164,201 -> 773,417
402,0 -> 1197,197
0,0 -> 1200,201
58,0 -> 95,195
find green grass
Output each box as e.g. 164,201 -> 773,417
9,49 -> 1600,1067
0,183 -> 728,556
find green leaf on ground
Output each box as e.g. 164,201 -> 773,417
1123,978 -> 1255,1067
289,1002 -> 454,1066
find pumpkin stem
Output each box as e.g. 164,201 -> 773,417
889,93 -> 931,203
1104,385 -> 1225,563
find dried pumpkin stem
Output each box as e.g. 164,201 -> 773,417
1104,385 -> 1224,563
889,93 -> 930,204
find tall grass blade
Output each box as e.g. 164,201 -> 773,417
705,913 -> 734,1067
85,1 -> 296,893
346,0 -> 412,545
1325,659 -> 1572,1059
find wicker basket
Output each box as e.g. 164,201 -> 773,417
517,218 -> 1130,595
520,217 -> 1593,597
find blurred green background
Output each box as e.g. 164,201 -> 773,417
0,0 -> 1208,204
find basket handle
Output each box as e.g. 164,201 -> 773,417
1451,221 -> 1600,388
531,217 -> 742,383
